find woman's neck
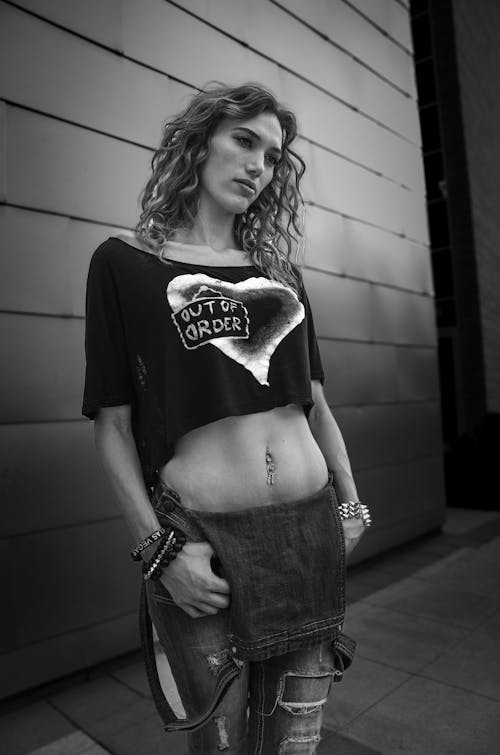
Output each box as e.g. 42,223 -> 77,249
174,203 -> 239,251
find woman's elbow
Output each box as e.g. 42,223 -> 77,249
94,404 -> 132,441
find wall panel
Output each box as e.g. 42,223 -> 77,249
341,221 -> 432,293
171,0 -> 418,139
276,0 -> 414,93
10,0 -> 123,49
5,106 -> 149,226
8,519 -> 136,649
0,100 -> 5,201
321,341 -> 399,405
304,268 -> 435,345
304,269 -> 374,342
0,615 -> 138,699
121,0 -> 282,95
300,140 -> 428,241
357,456 -> 445,529
350,455 -> 446,564
0,314 -> 84,423
335,402 -> 443,470
284,77 -> 423,190
304,208 -> 432,295
0,206 -> 127,316
348,0 -> 413,50
0,3 -> 186,147
0,422 -> 119,536
319,341 -> 439,406
395,347 -> 441,401
370,285 -> 436,345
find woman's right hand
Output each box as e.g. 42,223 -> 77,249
159,541 -> 231,618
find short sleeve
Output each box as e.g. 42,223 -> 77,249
82,244 -> 134,419
301,281 -> 325,385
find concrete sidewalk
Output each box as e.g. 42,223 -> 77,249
2,508 -> 500,754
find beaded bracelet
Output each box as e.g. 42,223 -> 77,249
130,527 -> 167,562
143,527 -> 187,582
338,501 -> 372,527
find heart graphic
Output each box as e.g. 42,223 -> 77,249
167,273 -> 305,385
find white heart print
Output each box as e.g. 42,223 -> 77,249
167,273 -> 305,385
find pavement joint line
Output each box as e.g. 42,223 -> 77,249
364,599 -> 498,631
44,698 -> 117,755
354,651 -> 427,674
335,670 -> 416,733
413,670 -> 500,705
106,670 -> 151,701
354,598 -> 497,633
24,731 -> 112,755
320,726 -> 381,752
356,623 -> 472,662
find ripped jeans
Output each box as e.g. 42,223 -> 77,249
141,475 -> 355,754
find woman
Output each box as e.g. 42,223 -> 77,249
82,83 -> 369,754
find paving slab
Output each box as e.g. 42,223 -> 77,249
442,509 -> 499,535
48,676 -> 154,740
344,602 -> 469,673
346,579 -> 378,603
367,547 -> 442,578
364,574 -> 499,629
408,533 -> 463,557
348,566 -> 401,592
319,728 -> 384,753
0,701 -> 75,755
475,607 -> 500,638
346,568 -> 400,604
26,731 -> 108,755
420,629 -> 500,701
343,675 -> 500,755
413,547 -> 500,596
322,656 -> 409,730
109,662 -> 151,698
98,712 -> 187,755
476,535 -> 500,557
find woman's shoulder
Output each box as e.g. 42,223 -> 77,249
90,235 -> 153,269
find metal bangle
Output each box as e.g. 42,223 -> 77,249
142,527 -> 187,582
338,500 -> 372,527
143,532 -> 175,581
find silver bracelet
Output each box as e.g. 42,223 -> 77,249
338,500 -> 372,527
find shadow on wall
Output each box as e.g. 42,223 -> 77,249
444,413 -> 500,510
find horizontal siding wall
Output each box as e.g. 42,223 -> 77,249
0,0 -> 445,697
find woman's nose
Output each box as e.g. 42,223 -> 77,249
246,156 -> 264,177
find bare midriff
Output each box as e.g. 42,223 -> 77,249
159,403 -> 328,512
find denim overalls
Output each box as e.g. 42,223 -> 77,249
139,472 -> 356,749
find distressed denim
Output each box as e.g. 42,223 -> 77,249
141,474 -> 356,753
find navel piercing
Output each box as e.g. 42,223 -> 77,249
266,450 -> 276,486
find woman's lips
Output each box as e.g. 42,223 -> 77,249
233,179 -> 256,196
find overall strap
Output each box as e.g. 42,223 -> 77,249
139,582 -> 241,733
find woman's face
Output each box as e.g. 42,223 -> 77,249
198,111 -> 283,217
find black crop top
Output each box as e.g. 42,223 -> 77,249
82,238 -> 324,488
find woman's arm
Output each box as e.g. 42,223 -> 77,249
94,405 -> 162,543
94,405 -> 231,618
307,381 -> 365,556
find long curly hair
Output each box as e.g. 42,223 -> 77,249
135,83 -> 306,291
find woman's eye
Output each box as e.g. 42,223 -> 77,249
265,154 -> 279,167
236,136 -> 252,148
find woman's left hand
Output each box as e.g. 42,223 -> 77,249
342,520 -> 365,557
